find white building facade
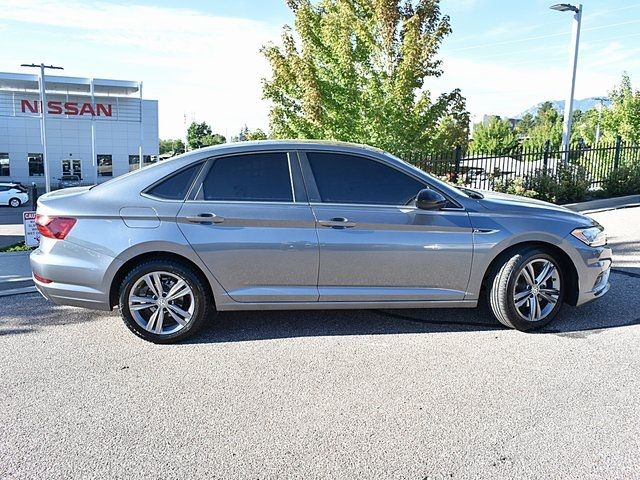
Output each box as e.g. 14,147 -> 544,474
0,72 -> 158,188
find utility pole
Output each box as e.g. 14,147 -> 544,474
594,96 -> 609,144
550,3 -> 582,163
20,63 -> 64,193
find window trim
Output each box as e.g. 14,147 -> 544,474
187,150 -> 303,204
141,161 -> 206,202
297,150 -> 463,210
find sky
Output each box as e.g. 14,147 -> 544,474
0,0 -> 639,139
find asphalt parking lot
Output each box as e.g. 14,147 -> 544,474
1,207 -> 639,479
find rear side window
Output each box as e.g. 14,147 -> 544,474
202,152 -> 293,202
306,152 -> 424,205
146,163 -> 202,200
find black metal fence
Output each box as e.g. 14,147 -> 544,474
402,136 -> 640,191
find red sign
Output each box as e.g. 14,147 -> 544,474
20,99 -> 113,117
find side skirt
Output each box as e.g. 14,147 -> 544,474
216,298 -> 478,311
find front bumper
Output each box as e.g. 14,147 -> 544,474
573,242 -> 612,307
30,238 -> 122,311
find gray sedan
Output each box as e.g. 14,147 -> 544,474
30,141 -> 611,343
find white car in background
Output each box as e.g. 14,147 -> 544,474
0,182 -> 29,207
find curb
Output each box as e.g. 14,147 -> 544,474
0,286 -> 37,297
564,194 -> 640,213
0,250 -> 33,257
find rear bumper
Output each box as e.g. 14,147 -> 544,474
30,239 -> 121,311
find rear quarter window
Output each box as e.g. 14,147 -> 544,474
145,163 -> 202,200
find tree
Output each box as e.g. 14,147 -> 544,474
187,121 -> 226,149
159,138 -> 186,155
231,125 -> 269,142
522,102 -> 562,149
601,74 -> 640,144
261,0 -> 469,154
470,116 -> 517,154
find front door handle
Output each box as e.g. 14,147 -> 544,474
184,213 -> 225,224
318,217 -> 357,228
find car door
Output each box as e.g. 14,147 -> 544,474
0,186 -> 8,204
177,150 -> 319,303
300,150 -> 473,302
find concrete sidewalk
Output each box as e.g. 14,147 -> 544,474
0,223 -> 24,249
0,251 -> 35,295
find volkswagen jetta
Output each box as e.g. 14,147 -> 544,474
30,141 -> 611,343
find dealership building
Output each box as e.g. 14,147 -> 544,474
0,71 -> 158,188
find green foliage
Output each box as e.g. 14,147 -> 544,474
600,74 -> 640,144
231,125 -> 269,142
470,116 -> 517,154
187,122 -> 226,149
602,165 -> 640,197
493,177 -> 538,198
522,102 -> 563,150
159,139 -> 186,155
261,0 -> 469,154
0,242 -> 32,253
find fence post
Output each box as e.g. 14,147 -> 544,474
31,182 -> 38,211
543,140 -> 550,174
453,145 -> 462,183
613,135 -> 622,170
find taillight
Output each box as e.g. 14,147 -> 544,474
33,273 -> 52,284
36,214 -> 77,240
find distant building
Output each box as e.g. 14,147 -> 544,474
0,71 -> 158,187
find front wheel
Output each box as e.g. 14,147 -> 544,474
487,248 -> 564,331
118,259 -> 213,343
9,197 -> 21,208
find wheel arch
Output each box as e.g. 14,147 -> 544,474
481,240 -> 579,306
109,251 -> 214,309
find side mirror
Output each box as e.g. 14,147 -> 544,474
416,188 -> 447,210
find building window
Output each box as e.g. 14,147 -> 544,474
129,155 -> 157,171
97,155 -> 113,177
62,159 -> 82,179
0,153 -> 9,177
28,153 -> 44,176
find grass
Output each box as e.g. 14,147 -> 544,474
0,242 -> 34,253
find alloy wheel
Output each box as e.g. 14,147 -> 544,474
513,258 -> 561,322
128,271 -> 194,335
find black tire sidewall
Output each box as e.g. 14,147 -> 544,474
118,260 -> 209,343
504,251 -> 564,331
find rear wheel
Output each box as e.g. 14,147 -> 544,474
487,248 -> 564,331
9,197 -> 21,208
118,259 -> 213,343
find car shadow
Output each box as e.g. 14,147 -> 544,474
188,268 -> 640,344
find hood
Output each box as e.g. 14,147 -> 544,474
476,190 -> 595,227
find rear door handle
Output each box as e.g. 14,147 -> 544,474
184,213 -> 225,224
318,217 -> 357,228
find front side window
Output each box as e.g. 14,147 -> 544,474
0,153 -> 9,176
146,163 -> 202,200
97,155 -> 113,177
202,152 -> 293,202
28,153 -> 44,176
306,152 -> 424,205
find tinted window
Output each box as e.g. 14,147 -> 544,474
307,152 -> 424,205
147,163 -> 202,200
202,152 -> 292,202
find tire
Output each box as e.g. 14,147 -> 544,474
9,197 -> 21,208
487,247 -> 564,331
118,259 -> 213,343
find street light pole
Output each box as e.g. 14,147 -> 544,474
550,3 -> 582,163
594,96 -> 609,144
20,63 -> 64,193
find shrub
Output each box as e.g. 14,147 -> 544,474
602,165 -> 640,197
494,177 -> 538,199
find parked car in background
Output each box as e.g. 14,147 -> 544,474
0,182 -> 29,207
58,175 -> 81,189
31,141 -> 612,343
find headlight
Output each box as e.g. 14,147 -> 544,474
571,226 -> 607,247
